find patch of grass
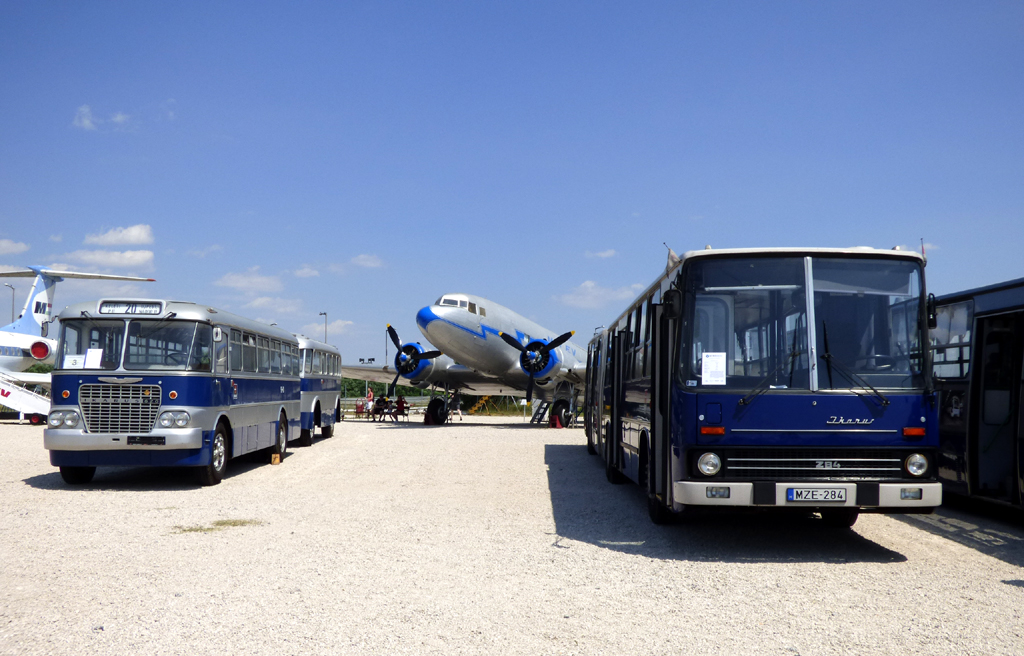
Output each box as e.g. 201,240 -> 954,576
173,518 -> 263,534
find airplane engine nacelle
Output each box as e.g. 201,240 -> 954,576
30,340 -> 51,360
394,342 -> 437,382
519,339 -> 561,379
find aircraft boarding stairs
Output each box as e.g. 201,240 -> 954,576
530,401 -> 550,424
0,370 -> 51,422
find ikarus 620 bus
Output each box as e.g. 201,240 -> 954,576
585,247 -> 941,526
44,299 -> 302,486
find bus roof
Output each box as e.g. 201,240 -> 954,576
55,298 -> 299,344
294,334 -> 340,354
935,276 -> 1024,312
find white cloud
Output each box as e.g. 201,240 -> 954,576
85,224 -> 154,246
0,239 -> 29,255
215,266 -> 282,293
61,249 -> 154,269
586,249 -> 616,259
245,296 -> 303,314
555,280 -> 645,309
49,234 -> 62,242
351,254 -> 382,268
73,105 -> 98,130
110,112 -> 130,124
294,265 -> 319,278
187,244 -> 223,258
301,319 -> 354,338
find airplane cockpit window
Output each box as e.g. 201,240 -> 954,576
459,300 -> 468,308
441,298 -> 459,307
480,307 -> 486,317
468,302 -> 477,314
435,297 -> 444,305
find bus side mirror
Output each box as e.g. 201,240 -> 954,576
213,326 -> 224,342
41,319 -> 51,338
662,289 -> 683,320
926,293 -> 937,330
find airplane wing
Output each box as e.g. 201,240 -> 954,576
0,268 -> 155,282
0,371 -> 51,387
340,362 -> 526,397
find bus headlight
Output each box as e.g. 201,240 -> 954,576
159,411 -> 191,428
697,452 -> 722,476
62,411 -> 80,428
905,453 -> 928,477
48,411 -> 65,427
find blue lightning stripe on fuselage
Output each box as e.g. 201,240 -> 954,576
416,305 -> 506,341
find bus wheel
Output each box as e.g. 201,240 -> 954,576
605,461 -> 626,485
320,421 -> 333,439
427,398 -> 447,425
59,466 -> 95,485
820,509 -> 859,528
270,412 -> 288,462
298,428 -> 313,447
647,494 -> 674,525
586,430 -> 597,455
198,425 -> 228,486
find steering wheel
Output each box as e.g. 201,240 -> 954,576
165,352 -> 188,366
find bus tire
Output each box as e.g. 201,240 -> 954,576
647,494 -> 673,525
198,424 -> 228,486
320,422 -> 332,439
270,412 -> 288,462
820,509 -> 859,528
59,466 -> 95,485
298,428 -> 313,447
586,431 -> 597,455
605,461 -> 626,485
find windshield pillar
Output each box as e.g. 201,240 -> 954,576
804,257 -> 819,392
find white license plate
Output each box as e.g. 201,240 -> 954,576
787,487 -> 846,502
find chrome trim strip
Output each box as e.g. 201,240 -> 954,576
728,466 -> 903,471
730,428 -> 898,434
729,457 -> 902,462
804,256 -> 818,392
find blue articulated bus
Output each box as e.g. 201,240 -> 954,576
44,299 -> 302,486
931,276 -> 1024,508
585,247 -> 942,527
294,334 -> 341,446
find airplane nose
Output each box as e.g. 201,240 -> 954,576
416,305 -> 439,332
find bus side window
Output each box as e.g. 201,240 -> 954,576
292,346 -> 300,376
932,301 -> 973,378
303,349 -> 312,375
189,324 -> 213,372
257,337 -> 270,373
312,350 -> 322,375
215,327 -> 229,374
230,329 -> 243,372
243,334 -> 257,372
270,340 -> 281,374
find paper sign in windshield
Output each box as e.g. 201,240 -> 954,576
62,355 -> 85,369
701,352 -> 727,385
84,348 -> 104,369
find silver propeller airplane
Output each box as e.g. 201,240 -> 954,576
340,293 -> 586,427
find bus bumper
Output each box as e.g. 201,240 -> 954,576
672,480 -> 942,509
44,427 -> 206,452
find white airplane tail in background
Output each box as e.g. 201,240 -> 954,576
0,266 -> 156,335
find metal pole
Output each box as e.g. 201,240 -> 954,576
3,283 -> 13,323
318,311 -> 327,342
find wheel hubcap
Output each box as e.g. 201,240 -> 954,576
212,435 -> 225,471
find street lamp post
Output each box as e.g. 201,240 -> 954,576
318,312 -> 327,342
3,283 -> 13,324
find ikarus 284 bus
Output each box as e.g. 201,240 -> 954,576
44,299 -> 302,486
585,247 -> 942,526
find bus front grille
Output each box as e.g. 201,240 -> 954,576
79,384 -> 162,434
700,448 -> 913,481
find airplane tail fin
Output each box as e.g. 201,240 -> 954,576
0,266 -> 155,335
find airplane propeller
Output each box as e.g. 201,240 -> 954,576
386,324 -> 442,397
498,330 -> 574,403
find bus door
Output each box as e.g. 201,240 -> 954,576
971,312 -> 1024,504
649,301 -> 676,507
603,331 -> 628,474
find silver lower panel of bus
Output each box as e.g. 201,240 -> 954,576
672,481 -> 942,508
45,426 -> 205,451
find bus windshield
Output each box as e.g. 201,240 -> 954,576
686,256 -> 924,391
125,320 -> 213,371
57,319 -> 125,370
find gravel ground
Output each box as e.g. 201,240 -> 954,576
1,416 -> 1023,656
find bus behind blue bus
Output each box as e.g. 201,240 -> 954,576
294,334 -> 341,446
44,299 -> 302,486
585,247 -> 941,526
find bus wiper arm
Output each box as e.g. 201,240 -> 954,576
739,350 -> 800,406
819,353 -> 890,407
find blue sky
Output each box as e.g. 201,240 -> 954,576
1,2 -> 1022,361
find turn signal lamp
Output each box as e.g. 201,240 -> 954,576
700,426 -> 725,435
903,427 -> 926,438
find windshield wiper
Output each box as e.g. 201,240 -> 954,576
819,321 -> 890,407
739,348 -> 801,406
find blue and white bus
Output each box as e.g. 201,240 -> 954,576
294,334 -> 341,446
931,276 -> 1024,508
585,247 -> 942,527
44,299 -> 302,486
